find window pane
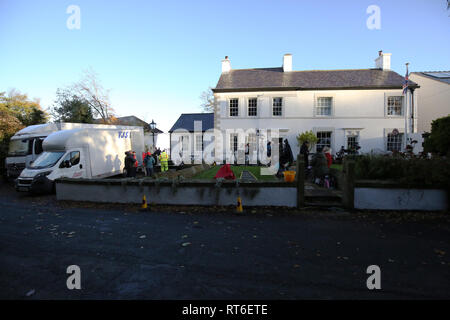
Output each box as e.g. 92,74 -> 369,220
273,97 -> 282,116
347,136 -> 358,150
70,151 -> 80,165
316,97 -> 332,116
248,98 -> 257,116
316,131 -> 332,152
387,133 -> 403,151
195,135 -> 203,151
387,96 -> 403,116
229,98 -> 239,116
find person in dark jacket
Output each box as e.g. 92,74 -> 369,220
266,141 -> 272,166
124,151 -> 133,177
284,139 -> 294,167
311,149 -> 329,183
300,141 -> 310,168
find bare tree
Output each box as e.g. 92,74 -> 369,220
200,87 -> 215,113
73,68 -> 115,123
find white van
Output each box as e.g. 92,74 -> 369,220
16,127 -> 144,193
5,122 -> 142,180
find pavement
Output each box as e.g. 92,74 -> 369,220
0,181 -> 449,299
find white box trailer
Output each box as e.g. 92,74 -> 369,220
5,122 -> 142,179
16,127 -> 144,193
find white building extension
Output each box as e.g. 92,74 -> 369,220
212,52 -> 420,163
409,71 -> 450,133
169,113 -> 215,164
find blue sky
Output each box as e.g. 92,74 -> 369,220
0,0 -> 449,148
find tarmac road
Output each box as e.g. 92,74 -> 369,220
0,182 -> 449,299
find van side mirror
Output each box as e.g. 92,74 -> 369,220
64,160 -> 71,168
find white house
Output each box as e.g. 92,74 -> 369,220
212,52 -> 420,163
169,113 -> 214,163
409,71 -> 450,133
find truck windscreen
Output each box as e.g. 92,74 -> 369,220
30,151 -> 65,169
8,139 -> 29,156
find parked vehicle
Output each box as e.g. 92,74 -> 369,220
15,127 -> 144,193
5,122 -> 141,180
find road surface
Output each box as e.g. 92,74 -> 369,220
0,182 -> 448,299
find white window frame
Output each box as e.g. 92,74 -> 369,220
314,96 -> 333,117
247,97 -> 257,117
195,134 -> 203,152
230,133 -> 238,152
384,128 -> 405,152
386,95 -> 404,117
229,98 -> 239,117
272,97 -> 283,117
316,131 -> 332,152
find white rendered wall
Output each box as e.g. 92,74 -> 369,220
214,89 -> 410,157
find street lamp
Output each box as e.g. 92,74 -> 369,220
150,119 -> 156,150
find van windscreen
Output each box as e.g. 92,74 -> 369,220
30,151 -> 65,169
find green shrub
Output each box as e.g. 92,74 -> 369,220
353,155 -> 450,187
423,115 -> 450,156
296,130 -> 318,149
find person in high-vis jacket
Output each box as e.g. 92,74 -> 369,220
159,150 -> 168,172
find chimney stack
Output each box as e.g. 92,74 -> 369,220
283,54 -> 292,72
222,56 -> 231,73
375,50 -> 391,70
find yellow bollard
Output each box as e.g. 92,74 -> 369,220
236,196 -> 243,213
142,195 -> 147,209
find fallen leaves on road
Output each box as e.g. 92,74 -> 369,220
26,289 -> 35,297
182,242 -> 191,247
139,235 -> 146,239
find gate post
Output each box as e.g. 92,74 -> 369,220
342,160 -> 355,209
296,155 -> 305,208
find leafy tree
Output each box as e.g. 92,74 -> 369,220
200,87 -> 214,113
0,90 -> 47,177
51,89 -> 94,123
0,89 -> 48,126
423,115 -> 450,156
296,130 -> 318,151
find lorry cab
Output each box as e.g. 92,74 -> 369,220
6,136 -> 45,179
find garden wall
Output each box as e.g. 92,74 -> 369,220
55,178 -> 297,207
354,180 -> 448,211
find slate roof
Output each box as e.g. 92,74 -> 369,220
213,67 -> 419,92
169,113 -> 214,133
114,116 -> 163,133
411,71 -> 450,85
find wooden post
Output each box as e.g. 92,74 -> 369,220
342,160 -> 355,209
296,155 -> 305,208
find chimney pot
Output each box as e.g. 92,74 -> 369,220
283,54 -> 292,72
375,51 -> 391,70
221,56 -> 231,73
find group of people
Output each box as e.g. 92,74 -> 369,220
124,147 -> 169,178
300,141 -> 333,185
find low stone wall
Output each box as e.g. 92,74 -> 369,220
55,178 -> 297,207
354,180 -> 448,211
